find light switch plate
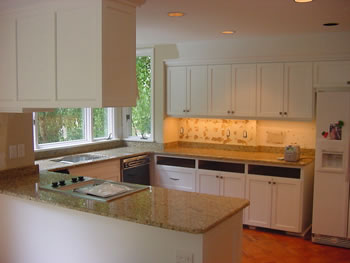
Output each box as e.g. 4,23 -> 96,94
18,144 -> 25,158
9,145 -> 17,159
176,250 -> 193,263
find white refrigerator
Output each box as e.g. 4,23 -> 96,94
312,90 -> 350,248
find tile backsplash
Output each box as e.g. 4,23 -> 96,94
175,118 -> 316,149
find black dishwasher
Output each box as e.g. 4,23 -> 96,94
121,155 -> 150,186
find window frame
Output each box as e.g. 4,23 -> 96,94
33,108 -> 115,150
122,48 -> 155,142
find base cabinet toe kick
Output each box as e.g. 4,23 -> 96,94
154,154 -> 314,235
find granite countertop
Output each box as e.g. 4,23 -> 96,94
159,147 -> 314,166
36,146 -> 314,172
0,170 -> 249,234
36,147 -> 152,171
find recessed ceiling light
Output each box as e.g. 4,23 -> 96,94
168,12 -> 185,17
294,0 -> 312,3
323,22 -> 339,27
221,30 -> 235,35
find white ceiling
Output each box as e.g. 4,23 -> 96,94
136,0 -> 350,45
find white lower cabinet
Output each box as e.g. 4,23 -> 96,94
245,174 -> 302,232
197,170 -> 245,198
154,155 -> 313,234
271,177 -> 301,232
245,175 -> 272,228
154,165 -> 196,192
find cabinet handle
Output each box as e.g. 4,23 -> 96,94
279,112 -> 282,115
183,110 -> 186,112
187,110 -> 190,112
227,110 -> 230,114
273,182 -> 276,185
347,81 -> 350,85
231,111 -> 235,114
268,181 -> 271,184
284,112 -> 287,115
216,175 -> 219,178
221,176 -> 224,179
170,177 -> 180,181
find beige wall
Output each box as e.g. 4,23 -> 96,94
166,117 -> 316,149
153,44 -> 179,143
0,113 -> 34,171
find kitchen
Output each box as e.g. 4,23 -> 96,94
1,0 -> 350,262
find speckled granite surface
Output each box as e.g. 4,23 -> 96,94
160,147 -> 314,166
0,171 -> 249,234
36,145 -> 313,172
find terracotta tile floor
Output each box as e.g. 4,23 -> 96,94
242,228 -> 350,263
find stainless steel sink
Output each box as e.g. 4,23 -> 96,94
52,153 -> 108,164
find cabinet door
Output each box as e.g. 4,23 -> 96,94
314,61 -> 350,88
257,63 -> 284,118
208,65 -> 232,116
17,12 -> 56,102
167,67 -> 187,115
0,16 -> 17,104
270,177 -> 301,232
245,174 -> 272,228
197,170 -> 221,195
56,5 -> 99,102
221,172 -> 245,198
155,166 -> 195,192
284,62 -> 313,120
232,64 -> 257,117
68,159 -> 121,182
187,66 -> 208,115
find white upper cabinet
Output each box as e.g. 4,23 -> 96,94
0,16 -> 16,106
56,5 -> 99,102
0,0 -> 140,112
257,63 -> 284,118
17,12 -> 56,102
187,66 -> 208,116
208,65 -> 232,116
167,65 -> 208,116
257,62 -> 313,120
167,66 -> 188,115
284,62 -> 313,120
314,61 -> 350,88
232,64 -> 257,117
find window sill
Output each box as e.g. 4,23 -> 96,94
123,137 -> 154,143
34,139 -> 123,160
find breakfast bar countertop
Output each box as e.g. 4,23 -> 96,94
0,169 -> 249,234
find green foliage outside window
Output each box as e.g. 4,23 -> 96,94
37,108 -> 84,144
133,56 -> 151,139
93,108 -> 108,138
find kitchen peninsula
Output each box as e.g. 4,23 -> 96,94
0,167 -> 249,263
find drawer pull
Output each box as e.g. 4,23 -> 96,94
170,177 -> 180,181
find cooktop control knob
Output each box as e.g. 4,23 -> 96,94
52,182 -> 59,188
59,180 -> 66,186
78,176 -> 85,181
71,177 -> 78,183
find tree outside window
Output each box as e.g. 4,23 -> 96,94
132,56 -> 151,139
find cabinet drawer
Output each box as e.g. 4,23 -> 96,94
248,164 -> 300,179
155,166 -> 195,192
156,156 -> 195,168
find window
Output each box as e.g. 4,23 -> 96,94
33,108 -> 114,149
122,48 -> 154,141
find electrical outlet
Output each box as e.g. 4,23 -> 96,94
176,250 -> 193,263
18,144 -> 25,158
9,145 -> 17,159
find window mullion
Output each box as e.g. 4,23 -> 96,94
33,113 -> 39,150
85,108 -> 92,142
